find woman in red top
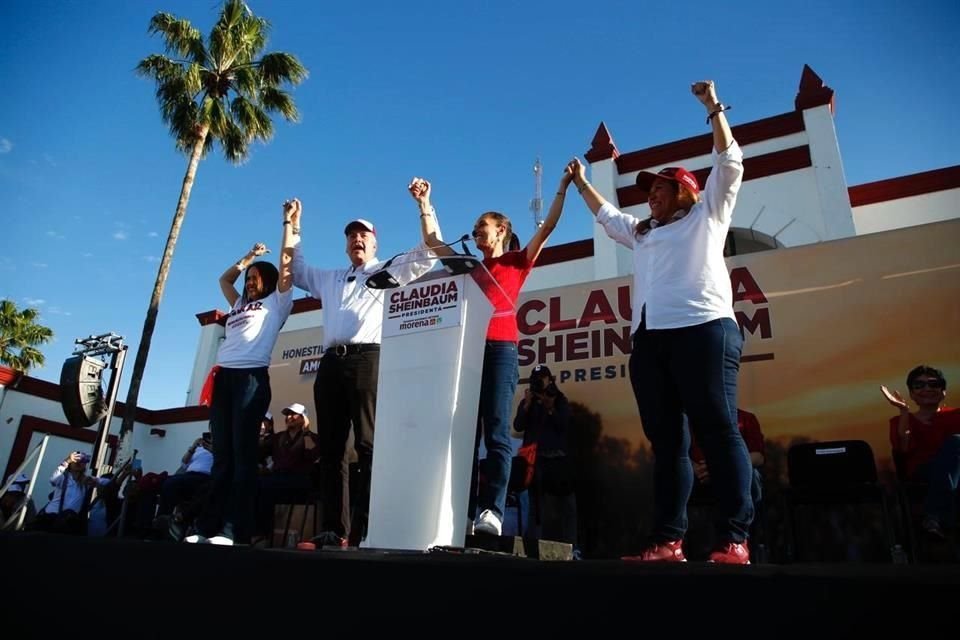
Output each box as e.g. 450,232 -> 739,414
882,365 -> 960,538
408,165 -> 574,535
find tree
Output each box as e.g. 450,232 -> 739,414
124,0 -> 307,435
0,299 -> 54,374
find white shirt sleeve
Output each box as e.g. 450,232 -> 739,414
387,242 -> 438,287
292,240 -> 327,299
701,140 -> 744,224
596,202 -> 640,249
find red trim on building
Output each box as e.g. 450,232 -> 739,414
536,240 -> 594,267
615,111 -> 806,175
9,373 -> 210,427
617,146 -> 812,208
795,65 -> 835,114
195,310 -> 227,327
14,375 -> 60,402
293,297 -> 322,313
848,165 -> 960,207
0,366 -> 22,387
584,122 -> 620,163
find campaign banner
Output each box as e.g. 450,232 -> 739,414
382,276 -> 463,338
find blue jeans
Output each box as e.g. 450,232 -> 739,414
470,341 -> 519,520
629,317 -> 754,543
201,367 -> 271,543
914,434 -> 960,524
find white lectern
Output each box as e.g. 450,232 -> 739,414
364,271 -> 493,551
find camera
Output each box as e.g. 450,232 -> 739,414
530,376 -> 558,398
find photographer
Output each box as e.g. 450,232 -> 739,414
513,365 -> 577,545
32,451 -> 111,535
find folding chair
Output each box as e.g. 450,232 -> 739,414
783,440 -> 896,562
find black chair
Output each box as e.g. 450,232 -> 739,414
782,440 -> 896,562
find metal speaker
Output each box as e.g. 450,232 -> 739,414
60,355 -> 107,428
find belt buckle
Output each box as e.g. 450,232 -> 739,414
334,344 -> 348,357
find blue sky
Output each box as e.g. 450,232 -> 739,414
1,0 -> 958,409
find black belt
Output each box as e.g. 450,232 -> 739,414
325,343 -> 380,357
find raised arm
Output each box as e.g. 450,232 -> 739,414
693,80 -> 733,153
525,162 -> 574,263
569,157 -> 608,217
279,199 -> 300,294
409,177 -> 454,257
692,80 -> 743,222
219,243 -> 270,307
881,385 -> 912,450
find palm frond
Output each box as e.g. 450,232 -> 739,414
231,96 -> 272,141
0,299 -> 53,373
259,87 -> 299,122
147,13 -> 207,64
231,66 -> 260,97
17,347 -> 45,369
258,53 -> 308,87
220,119 -> 249,164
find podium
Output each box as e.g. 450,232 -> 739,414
364,271 -> 493,551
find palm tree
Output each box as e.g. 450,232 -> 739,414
0,299 -> 54,374
123,0 -> 307,435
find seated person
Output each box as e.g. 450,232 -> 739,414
259,411 -> 275,473
689,408 -> 765,507
882,365 -> 960,538
32,452 -> 112,535
512,365 -> 576,545
256,403 -> 320,538
1,473 -> 37,529
157,433 -> 214,522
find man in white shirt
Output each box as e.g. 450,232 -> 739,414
157,433 -> 214,520
290,206 -> 434,546
33,452 -> 111,535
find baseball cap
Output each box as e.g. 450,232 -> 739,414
344,219 -> 376,236
635,166 -> 700,197
282,402 -> 308,418
531,364 -> 553,378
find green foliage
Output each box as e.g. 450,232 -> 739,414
136,0 -> 308,162
0,299 -> 54,373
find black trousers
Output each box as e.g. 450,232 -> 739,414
314,348 -> 379,541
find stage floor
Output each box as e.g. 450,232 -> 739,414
3,532 -> 956,635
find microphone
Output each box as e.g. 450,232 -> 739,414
364,234 -> 478,289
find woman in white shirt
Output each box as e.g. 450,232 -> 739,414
570,81 -> 754,565
189,200 -> 298,546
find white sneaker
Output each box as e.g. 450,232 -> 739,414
185,534 -> 208,544
474,509 -> 502,536
208,534 -> 234,546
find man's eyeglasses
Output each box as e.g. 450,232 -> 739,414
910,380 -> 945,390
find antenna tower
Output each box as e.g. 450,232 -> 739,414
530,157 -> 543,227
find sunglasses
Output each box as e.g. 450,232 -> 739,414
910,380 -> 945,390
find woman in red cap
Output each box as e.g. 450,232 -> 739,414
570,80 -> 753,564
407,164 -> 574,537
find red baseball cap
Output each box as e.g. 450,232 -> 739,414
635,167 -> 700,197
344,219 -> 376,236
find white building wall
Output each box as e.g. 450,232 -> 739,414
853,189 -> 960,236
